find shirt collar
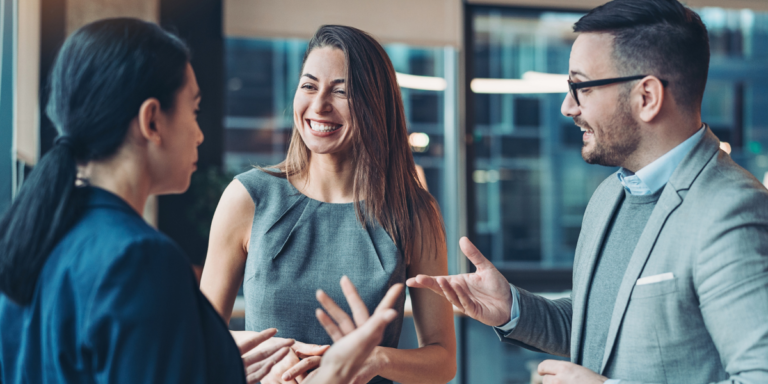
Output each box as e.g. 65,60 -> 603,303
85,186 -> 142,217
618,125 -> 706,195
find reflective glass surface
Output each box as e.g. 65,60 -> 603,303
471,7 -> 768,272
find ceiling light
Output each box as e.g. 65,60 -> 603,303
470,71 -> 568,94
396,73 -> 447,91
409,132 -> 430,152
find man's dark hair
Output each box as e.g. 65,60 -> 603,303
574,0 -> 710,113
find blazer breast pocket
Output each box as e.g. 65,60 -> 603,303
631,277 -> 678,299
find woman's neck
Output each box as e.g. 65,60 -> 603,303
292,152 -> 356,203
79,147 -> 152,214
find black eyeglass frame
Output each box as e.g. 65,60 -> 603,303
567,75 -> 669,106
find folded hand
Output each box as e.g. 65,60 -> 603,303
230,329 -> 295,384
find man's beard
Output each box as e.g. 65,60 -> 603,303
577,94 -> 640,167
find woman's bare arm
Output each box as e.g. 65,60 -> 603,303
200,179 -> 253,324
374,212 -> 457,383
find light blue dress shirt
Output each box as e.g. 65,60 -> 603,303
495,126 -> 706,383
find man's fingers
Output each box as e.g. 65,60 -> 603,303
238,328 -> 278,355
316,289 -> 357,335
537,359 -> 564,376
459,237 -> 495,271
282,356 -> 322,381
242,337 -> 294,366
340,276 -> 371,326
316,308 -> 345,342
436,277 -> 465,312
372,283 -> 404,316
451,281 -> 475,312
406,275 -> 442,290
406,275 -> 450,302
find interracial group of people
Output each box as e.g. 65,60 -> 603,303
0,0 -> 766,383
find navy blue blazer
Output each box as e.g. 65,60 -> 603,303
0,187 -> 245,383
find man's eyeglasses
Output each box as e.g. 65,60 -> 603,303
567,75 -> 669,106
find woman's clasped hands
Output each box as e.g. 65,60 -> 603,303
237,276 -> 402,384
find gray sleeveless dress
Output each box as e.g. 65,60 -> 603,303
235,169 -> 407,384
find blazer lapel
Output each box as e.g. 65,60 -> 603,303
599,186 -> 681,373
571,177 -> 624,363
599,126 -> 721,373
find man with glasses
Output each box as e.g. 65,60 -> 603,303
408,0 -> 768,383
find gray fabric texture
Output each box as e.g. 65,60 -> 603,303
236,169 -> 407,384
495,126 -> 768,384
580,190 -> 661,372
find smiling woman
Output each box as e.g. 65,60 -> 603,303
201,25 -> 457,384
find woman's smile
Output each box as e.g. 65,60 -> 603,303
306,118 -> 343,136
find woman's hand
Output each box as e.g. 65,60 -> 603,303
261,348 -> 300,384
278,341 -> 330,382
329,347 -> 386,384
303,277 -> 402,384
230,329 -> 295,384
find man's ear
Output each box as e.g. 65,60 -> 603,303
636,76 -> 665,123
138,98 -> 163,146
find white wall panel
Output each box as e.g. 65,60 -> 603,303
224,0 -> 462,47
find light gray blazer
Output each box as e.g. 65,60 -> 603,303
498,127 -> 768,383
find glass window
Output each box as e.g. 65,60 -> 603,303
0,0 -> 14,214
471,8 -> 614,270
470,6 -> 768,273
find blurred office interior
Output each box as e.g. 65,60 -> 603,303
2,0 -> 768,382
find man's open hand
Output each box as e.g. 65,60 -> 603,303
406,237 -> 513,327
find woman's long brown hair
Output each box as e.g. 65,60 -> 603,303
267,25 -> 445,264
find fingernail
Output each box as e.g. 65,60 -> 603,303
282,373 -> 290,380
383,309 -> 397,321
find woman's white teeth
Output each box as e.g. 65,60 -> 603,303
309,120 -> 341,132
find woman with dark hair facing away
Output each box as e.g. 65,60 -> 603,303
201,25 -> 457,384
0,18 -> 295,383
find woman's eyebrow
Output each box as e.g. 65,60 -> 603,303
302,73 -> 344,85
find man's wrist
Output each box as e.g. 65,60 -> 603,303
495,294 -> 513,327
494,284 -> 521,333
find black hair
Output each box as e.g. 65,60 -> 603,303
0,18 -> 190,304
574,0 -> 710,113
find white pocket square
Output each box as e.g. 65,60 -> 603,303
636,272 -> 674,286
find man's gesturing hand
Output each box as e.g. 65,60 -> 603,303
406,237 -> 513,327
538,360 -> 608,384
